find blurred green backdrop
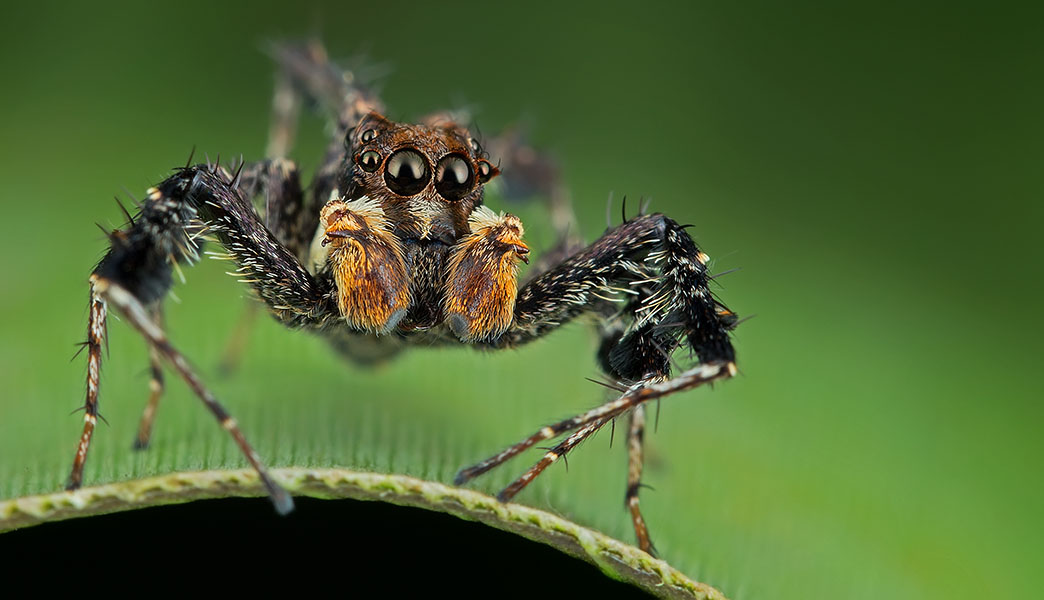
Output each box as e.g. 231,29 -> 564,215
0,1 -> 1040,598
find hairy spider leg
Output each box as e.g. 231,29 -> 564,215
496,418 -> 610,502
68,165 -> 336,515
212,158 -> 308,375
218,40 -> 386,372
457,213 -> 737,553
455,361 -> 733,482
597,297 -> 660,555
67,282 -> 106,490
133,158 -> 308,445
491,402 -> 654,555
96,277 -> 293,514
269,40 -> 383,226
132,306 -> 165,449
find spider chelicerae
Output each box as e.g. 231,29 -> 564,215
67,41 -> 739,555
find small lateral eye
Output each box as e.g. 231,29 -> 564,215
384,149 -> 430,196
358,150 -> 381,172
469,138 -> 482,155
435,154 -> 474,201
361,129 -> 377,143
476,160 -> 495,183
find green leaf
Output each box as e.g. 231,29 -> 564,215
1,468 -> 725,599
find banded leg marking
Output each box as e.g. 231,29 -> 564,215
66,277 -> 106,491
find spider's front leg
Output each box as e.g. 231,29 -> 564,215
456,213 -> 738,554
151,158 -> 305,424
217,41 -> 386,373
68,165 -> 334,515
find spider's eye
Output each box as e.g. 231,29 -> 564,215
435,154 -> 474,201
476,160 -> 495,183
361,129 -> 377,143
469,138 -> 482,155
384,149 -> 430,196
358,150 -> 381,173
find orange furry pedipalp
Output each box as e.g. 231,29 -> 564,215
321,197 -> 410,333
444,207 -> 529,342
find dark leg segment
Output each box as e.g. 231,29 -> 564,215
233,158 -> 312,261
459,213 -> 738,550
501,214 -> 736,369
68,164 -> 335,514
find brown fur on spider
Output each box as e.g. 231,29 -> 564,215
67,40 -> 739,556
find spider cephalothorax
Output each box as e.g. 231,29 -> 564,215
66,41 -> 739,556
318,111 -> 525,337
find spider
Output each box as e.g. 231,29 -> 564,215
66,41 -> 739,555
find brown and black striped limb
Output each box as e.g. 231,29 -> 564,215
495,418 -> 610,503
91,277 -> 292,513
66,278 -> 106,491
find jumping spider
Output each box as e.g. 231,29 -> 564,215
67,42 -> 739,555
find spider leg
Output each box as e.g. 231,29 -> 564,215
218,41 -> 363,372
268,40 -> 383,218
268,40 -> 383,137
599,304 -> 659,555
455,361 -> 732,484
502,214 -> 736,367
88,276 -> 292,513
214,157 -> 306,374
457,213 -> 737,549
263,40 -> 385,253
67,283 -> 106,491
496,417 -> 610,502
217,301 -> 260,376
214,42 -> 403,370
626,404 -> 655,555
67,165 -> 334,514
132,306 -> 165,450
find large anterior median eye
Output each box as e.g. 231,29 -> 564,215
435,154 -> 474,201
384,149 -> 430,196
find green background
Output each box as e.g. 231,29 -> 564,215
1,1 -> 1040,597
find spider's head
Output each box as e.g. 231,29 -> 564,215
339,112 -> 499,244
